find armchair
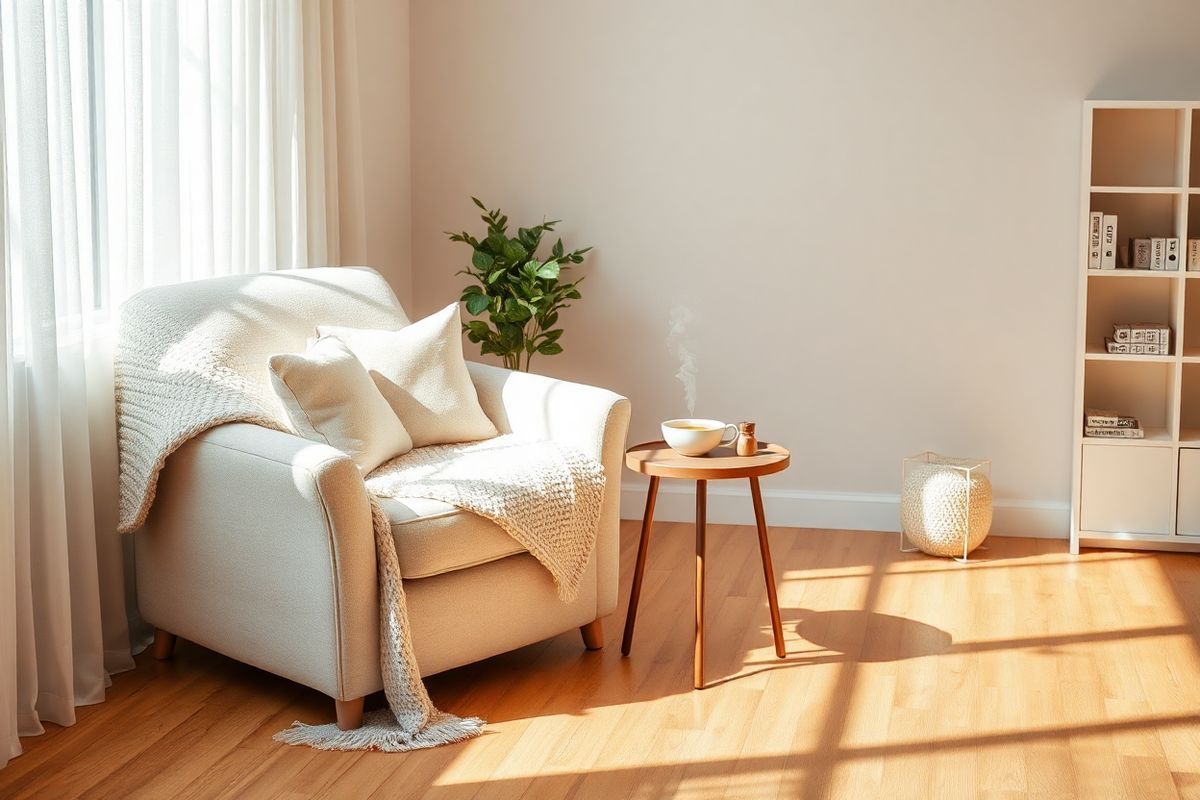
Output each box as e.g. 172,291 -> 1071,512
132,268 -> 629,730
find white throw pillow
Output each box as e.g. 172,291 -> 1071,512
319,303 -> 498,448
268,336 -> 413,472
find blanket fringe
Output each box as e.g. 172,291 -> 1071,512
273,708 -> 485,752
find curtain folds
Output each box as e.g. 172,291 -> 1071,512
0,0 -> 337,769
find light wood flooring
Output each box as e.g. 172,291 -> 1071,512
4,522 -> 1200,799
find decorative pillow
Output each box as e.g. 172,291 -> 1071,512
268,336 -> 413,472
318,303 -> 498,448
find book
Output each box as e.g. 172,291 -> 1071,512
1131,238 -> 1152,270
1105,338 -> 1169,355
1101,214 -> 1118,269
1084,426 -> 1145,439
1085,409 -> 1140,428
1166,238 -> 1180,271
1113,323 -> 1170,344
1151,237 -> 1166,270
1088,212 -> 1103,269
1189,239 -> 1200,271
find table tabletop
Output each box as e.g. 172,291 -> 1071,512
625,440 -> 790,480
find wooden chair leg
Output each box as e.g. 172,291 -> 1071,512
580,618 -> 605,650
335,697 -> 365,731
152,629 -> 177,660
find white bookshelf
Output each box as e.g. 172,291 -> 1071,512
1071,101 -> 1200,553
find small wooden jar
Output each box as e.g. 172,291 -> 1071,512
736,421 -> 758,456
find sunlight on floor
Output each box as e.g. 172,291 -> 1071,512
425,531 -> 1200,799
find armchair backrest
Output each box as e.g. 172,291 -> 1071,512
122,266 -> 409,412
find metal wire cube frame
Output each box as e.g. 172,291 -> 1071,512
900,451 -> 993,563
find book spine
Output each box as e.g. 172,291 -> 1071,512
1132,238 -> 1152,270
1151,237 -> 1166,270
1106,338 -> 1130,354
1166,238 -> 1180,271
1088,212 -> 1103,269
1101,214 -> 1118,269
1085,408 -> 1140,427
1086,417 -> 1139,428
1114,324 -> 1170,345
1189,239 -> 1200,271
1084,427 -> 1145,439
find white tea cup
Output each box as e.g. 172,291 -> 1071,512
661,418 -> 739,456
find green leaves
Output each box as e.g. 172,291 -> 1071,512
448,198 -> 591,371
502,239 -> 528,264
465,292 -> 490,315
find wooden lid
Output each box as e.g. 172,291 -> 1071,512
625,440 -> 790,479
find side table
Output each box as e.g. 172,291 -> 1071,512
621,440 -> 790,688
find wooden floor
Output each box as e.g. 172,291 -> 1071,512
5,523 -> 1200,799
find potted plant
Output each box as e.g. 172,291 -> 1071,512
448,198 -> 591,372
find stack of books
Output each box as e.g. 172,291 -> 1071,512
1104,322 -> 1170,355
1085,408 -> 1144,439
1086,211 -> 1200,270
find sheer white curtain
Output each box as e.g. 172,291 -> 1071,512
0,0 -> 337,768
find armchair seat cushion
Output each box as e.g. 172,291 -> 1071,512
379,496 -> 526,579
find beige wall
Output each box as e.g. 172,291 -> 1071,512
335,0 -> 413,307
399,1 -> 1200,535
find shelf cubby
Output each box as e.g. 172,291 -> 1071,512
1083,360 -> 1176,441
1180,364 -> 1200,443
1192,110 -> 1200,188
1188,194 -> 1200,275
1085,275 -> 1177,355
1090,192 -> 1183,268
1091,108 -> 1185,188
1183,280 -> 1200,357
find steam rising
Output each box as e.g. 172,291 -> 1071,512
666,306 -> 697,416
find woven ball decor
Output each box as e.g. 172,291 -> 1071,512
900,455 -> 993,558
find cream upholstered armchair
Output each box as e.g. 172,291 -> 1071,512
133,268 -> 630,730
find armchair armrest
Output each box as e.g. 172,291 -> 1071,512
135,422 -> 380,701
466,362 -> 632,615
466,361 -> 630,460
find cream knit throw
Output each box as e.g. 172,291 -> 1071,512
115,294 -> 605,752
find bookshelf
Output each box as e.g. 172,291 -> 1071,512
1071,101 -> 1200,552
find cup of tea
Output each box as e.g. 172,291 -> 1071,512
661,418 -> 739,456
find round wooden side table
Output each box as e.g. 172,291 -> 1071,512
622,440 -> 790,689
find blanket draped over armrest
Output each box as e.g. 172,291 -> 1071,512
115,291 -> 606,752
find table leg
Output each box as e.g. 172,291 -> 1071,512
621,475 -> 660,656
750,476 -> 787,658
695,479 -> 707,689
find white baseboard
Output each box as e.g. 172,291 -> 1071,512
619,479 -> 1069,540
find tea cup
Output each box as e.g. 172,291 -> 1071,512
661,418 -> 739,456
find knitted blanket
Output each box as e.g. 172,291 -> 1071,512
114,292 -> 606,752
